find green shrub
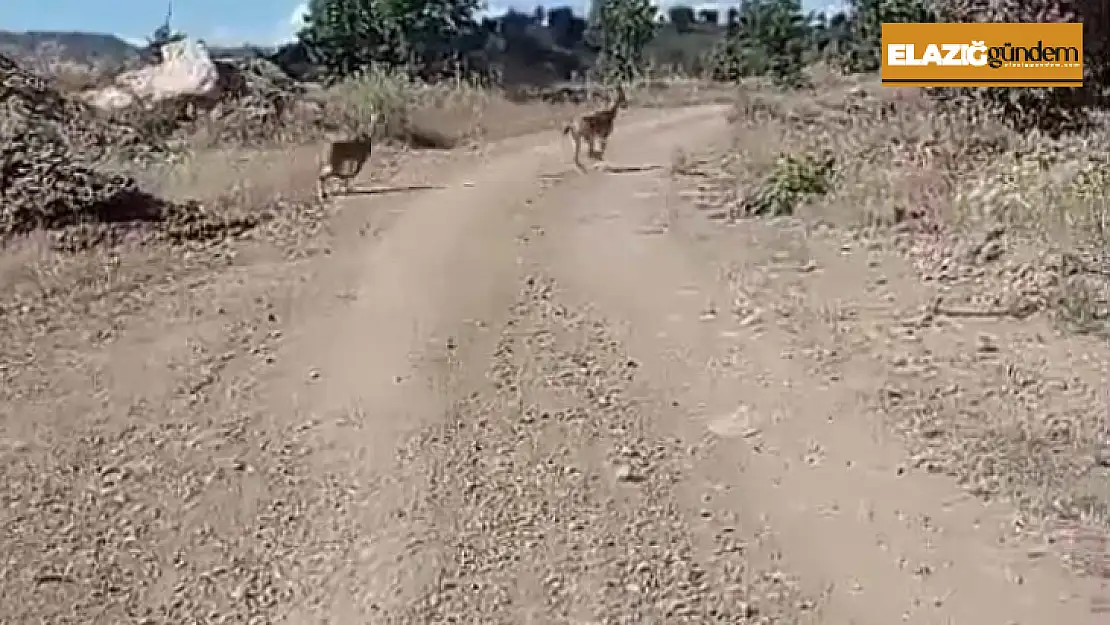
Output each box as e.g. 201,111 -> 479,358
709,0 -> 810,88
740,150 -> 836,217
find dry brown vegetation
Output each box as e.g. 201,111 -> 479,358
675,68 -> 1110,577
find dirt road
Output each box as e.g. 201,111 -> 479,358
3,105 -> 1108,623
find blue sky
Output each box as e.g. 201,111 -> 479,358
2,0 -> 845,47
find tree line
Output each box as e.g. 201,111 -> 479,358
286,0 -> 928,86
289,0 -> 1110,137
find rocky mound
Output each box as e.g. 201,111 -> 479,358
0,53 -> 255,250
200,55 -> 325,144
91,44 -> 326,146
0,53 -> 165,163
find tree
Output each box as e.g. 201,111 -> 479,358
838,0 -> 935,73
932,0 -> 1104,135
709,0 -> 810,86
667,5 -> 696,33
380,0 -> 483,66
297,0 -> 483,79
586,0 -> 658,82
548,6 -> 588,48
745,0 -> 810,85
501,9 -> 535,36
726,7 -> 740,34
298,0 -> 406,78
810,9 -> 850,56
142,0 -> 187,63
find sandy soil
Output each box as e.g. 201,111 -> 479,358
2,105 -> 1109,623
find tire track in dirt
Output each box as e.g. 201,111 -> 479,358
354,107 -> 814,623
0,107 -> 722,625
536,115 -> 1110,623
239,105 -> 739,622
386,274 -> 804,623
17,98 -> 1104,625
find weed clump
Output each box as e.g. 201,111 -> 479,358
738,150 -> 835,218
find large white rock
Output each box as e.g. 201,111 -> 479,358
83,38 -> 221,110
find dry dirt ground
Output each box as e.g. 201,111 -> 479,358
3,104 -> 1110,624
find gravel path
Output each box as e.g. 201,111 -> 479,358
2,105 -> 1107,624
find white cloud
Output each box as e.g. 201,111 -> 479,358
815,0 -> 848,14
290,3 -> 310,29
205,3 -> 307,47
115,3 -> 305,50
276,2 -> 310,43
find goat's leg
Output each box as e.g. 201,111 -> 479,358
584,135 -> 597,160
596,135 -> 609,159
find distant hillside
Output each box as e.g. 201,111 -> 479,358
0,30 -> 141,65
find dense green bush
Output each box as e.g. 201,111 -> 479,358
832,0 -> 937,74
741,150 -> 836,217
931,0 -> 1109,135
708,0 -> 810,87
586,0 -> 658,82
297,0 -> 481,80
